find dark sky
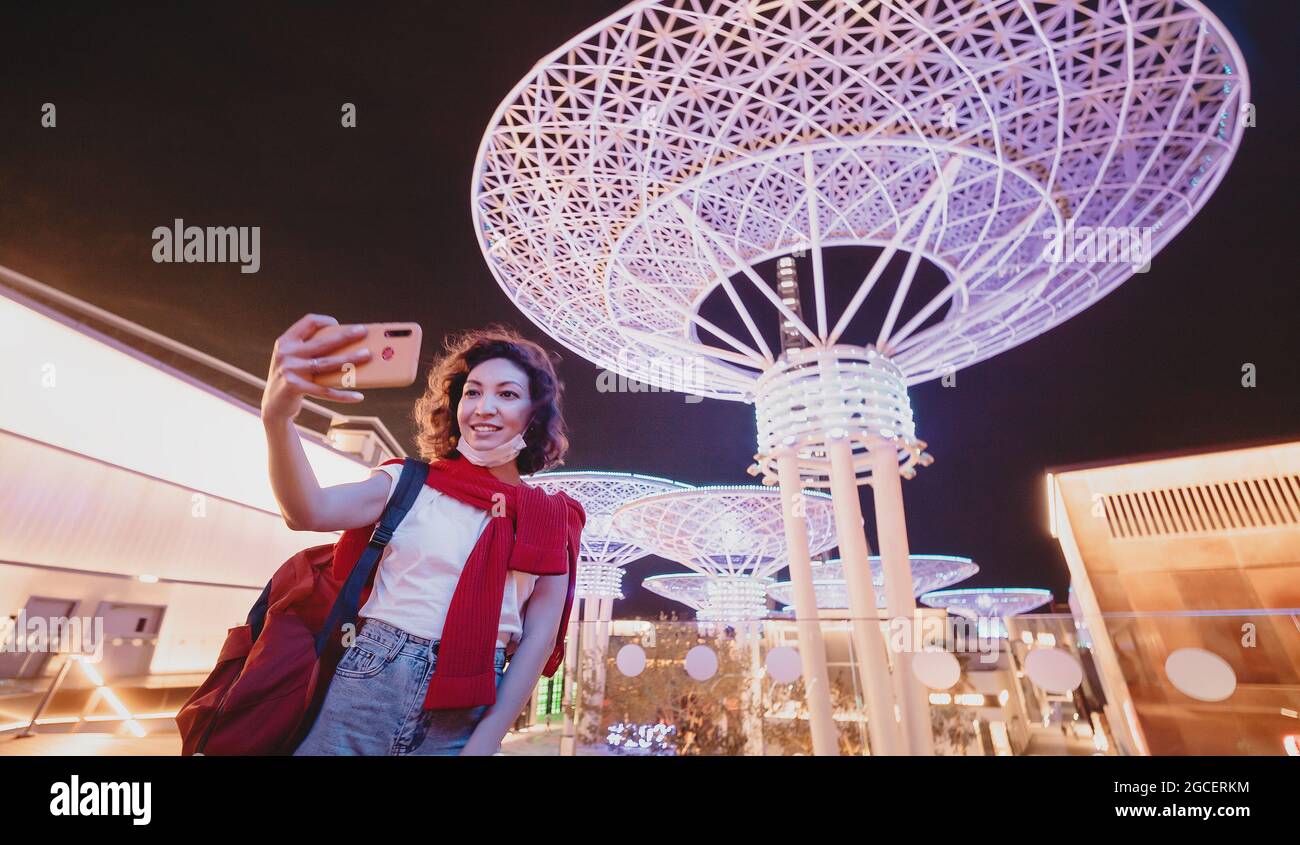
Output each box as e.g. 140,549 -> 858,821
2,2 -> 1295,619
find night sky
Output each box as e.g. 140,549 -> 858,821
2,2 -> 1295,619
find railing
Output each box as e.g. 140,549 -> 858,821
561,610 -> 1300,756
3,609 -> 1295,755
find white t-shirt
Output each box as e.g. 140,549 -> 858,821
357,463 -> 538,649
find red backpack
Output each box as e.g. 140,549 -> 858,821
175,459 -> 428,755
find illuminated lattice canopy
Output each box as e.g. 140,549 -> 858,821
643,572 -> 780,622
612,485 -> 837,578
768,554 -> 978,609
474,0 -> 1249,399
919,587 -> 1053,618
643,573 -> 714,613
524,470 -> 694,567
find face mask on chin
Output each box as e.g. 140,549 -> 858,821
455,431 -> 528,467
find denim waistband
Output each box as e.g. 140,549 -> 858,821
356,615 -> 507,660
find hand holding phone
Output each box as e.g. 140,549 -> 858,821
310,322 -> 423,389
261,316 -> 423,423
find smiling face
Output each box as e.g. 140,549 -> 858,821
456,357 -> 533,451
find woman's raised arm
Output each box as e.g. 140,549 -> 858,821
260,313 -> 391,532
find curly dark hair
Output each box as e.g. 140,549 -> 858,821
412,324 -> 570,474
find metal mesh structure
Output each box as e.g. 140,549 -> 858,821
612,485 -> 838,578
524,470 -> 694,567
473,0 -> 1249,399
768,554 -> 978,609
919,586 -> 1054,618
642,572 -> 714,613
643,572 -> 781,621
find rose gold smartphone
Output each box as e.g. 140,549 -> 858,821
311,322 -> 422,389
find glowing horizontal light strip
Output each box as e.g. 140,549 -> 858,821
526,469 -> 695,488
866,554 -> 973,564
0,557 -> 267,591
631,484 -> 834,499
82,713 -> 140,722
925,588 -> 1054,597
0,711 -> 180,734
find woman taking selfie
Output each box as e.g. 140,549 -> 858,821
259,313 -> 584,756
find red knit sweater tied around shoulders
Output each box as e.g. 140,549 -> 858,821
329,455 -> 585,710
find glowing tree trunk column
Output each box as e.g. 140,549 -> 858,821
775,448 -> 840,756
826,433 -> 903,756
598,597 -> 614,651
750,622 -> 766,756
868,437 -> 936,756
576,596 -> 608,747
755,346 -> 935,753
559,608 -> 581,756
599,598 -> 615,715
739,620 -> 766,756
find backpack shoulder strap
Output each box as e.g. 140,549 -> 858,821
370,457 -> 427,545
315,458 -> 430,655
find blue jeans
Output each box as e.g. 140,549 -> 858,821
292,616 -> 507,756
